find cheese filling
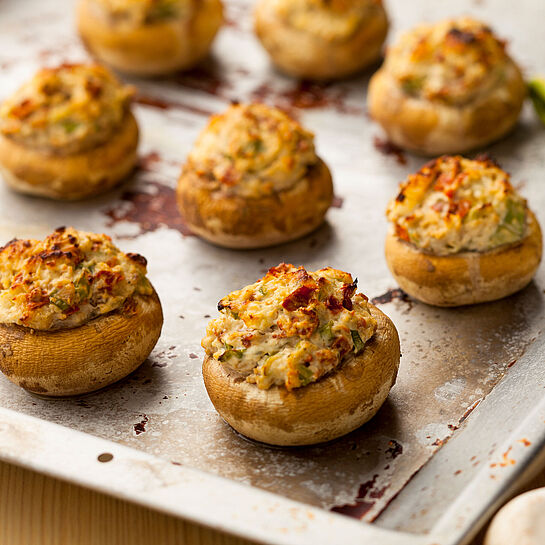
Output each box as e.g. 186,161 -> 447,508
0,64 -> 133,154
386,155 -> 528,255
385,17 -> 510,105
272,0 -> 384,42
0,227 -> 153,331
202,263 -> 377,390
91,0 -> 192,25
186,103 -> 318,199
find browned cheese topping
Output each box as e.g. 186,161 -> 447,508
0,64 -> 133,153
202,263 -> 377,390
0,227 -> 153,330
387,155 -> 528,255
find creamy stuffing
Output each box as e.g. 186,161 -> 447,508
185,103 -> 318,198
272,0 -> 384,42
385,17 -> 509,105
0,227 -> 153,331
0,64 -> 133,153
202,263 -> 377,390
92,0 -> 191,25
386,155 -> 528,255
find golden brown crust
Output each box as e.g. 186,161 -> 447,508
77,0 -> 223,76
202,304 -> 400,446
0,111 -> 138,200
0,290 -> 163,396
177,158 -> 333,249
368,60 -> 526,156
254,0 -> 388,80
385,210 -> 542,306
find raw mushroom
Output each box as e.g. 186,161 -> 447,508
484,488 -> 545,545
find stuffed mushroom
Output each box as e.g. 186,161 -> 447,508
368,17 -> 526,155
385,155 -> 542,306
0,227 -> 163,396
0,63 -> 138,200
177,103 -> 333,249
254,0 -> 388,80
77,0 -> 223,76
202,263 -> 400,446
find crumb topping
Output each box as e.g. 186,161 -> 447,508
186,103 -> 319,198
0,64 -> 133,153
202,263 -> 376,390
385,17 -> 510,105
386,155 -> 528,255
0,227 -> 153,330
272,0 -> 384,42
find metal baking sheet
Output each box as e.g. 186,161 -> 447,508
0,1 -> 544,544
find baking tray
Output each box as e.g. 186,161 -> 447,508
0,0 -> 544,544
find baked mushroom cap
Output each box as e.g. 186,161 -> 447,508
0,64 -> 138,200
0,227 -> 163,396
201,264 -> 400,446
177,103 -> 333,249
368,17 -> 525,155
254,0 -> 388,80
77,0 -> 223,76
385,156 -> 543,306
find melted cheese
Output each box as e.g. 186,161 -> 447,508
386,155 -> 528,255
385,17 -> 509,105
202,263 -> 377,390
0,64 -> 133,153
186,103 -> 318,198
272,0 -> 383,42
0,227 -> 153,330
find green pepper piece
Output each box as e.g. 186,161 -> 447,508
491,199 -> 526,246
219,343 -> 246,362
60,119 -> 79,133
297,364 -> 314,387
318,321 -> 335,344
75,277 -> 90,300
401,76 -> 425,96
51,297 -> 70,311
351,330 -> 365,354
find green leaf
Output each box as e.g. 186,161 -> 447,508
528,78 -> 545,126
351,330 -> 365,354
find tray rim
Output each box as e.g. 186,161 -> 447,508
1,325 -> 545,545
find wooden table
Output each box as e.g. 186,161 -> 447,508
2,459 -> 545,545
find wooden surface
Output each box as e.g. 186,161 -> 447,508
1,459 -> 544,545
